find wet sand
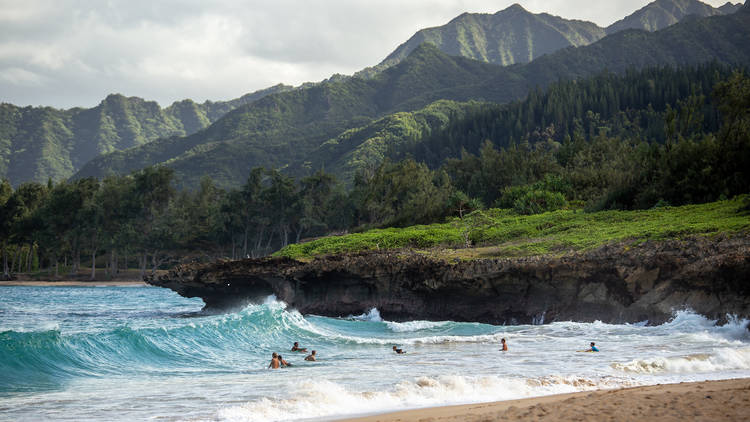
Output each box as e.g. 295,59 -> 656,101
341,378 -> 750,422
0,280 -> 146,287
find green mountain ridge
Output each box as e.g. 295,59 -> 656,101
606,0 -> 738,34
357,3 -> 604,78
73,9 -> 750,189
0,84 -> 292,186
357,0 -> 741,78
74,45 -> 515,188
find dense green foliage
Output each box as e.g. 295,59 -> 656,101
423,69 -> 750,212
275,196 -> 750,260
0,84 -> 291,186
74,8 -> 750,189
310,100 -> 486,183
408,63 -> 732,166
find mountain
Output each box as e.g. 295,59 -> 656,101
74,45 -> 519,188
605,0 -> 738,34
0,84 -> 291,185
74,9 -> 750,189
309,99 -> 486,183
358,0 -> 740,79
358,4 -> 604,77
718,1 -> 744,14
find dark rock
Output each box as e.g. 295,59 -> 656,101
147,235 -> 750,325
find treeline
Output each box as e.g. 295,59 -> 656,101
406,63 -> 734,167
0,167 -> 352,279
1,66 -> 748,278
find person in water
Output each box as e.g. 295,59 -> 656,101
500,338 -> 508,351
392,345 -> 406,354
291,342 -> 307,352
269,352 -> 280,369
305,350 -> 317,361
278,354 -> 292,367
588,342 -> 599,352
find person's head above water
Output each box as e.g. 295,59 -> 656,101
501,338 -> 506,343
311,350 -> 316,355
272,352 -> 278,358
293,342 -> 299,346
590,342 -> 595,347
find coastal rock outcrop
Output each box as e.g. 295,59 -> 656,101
147,235 -> 750,324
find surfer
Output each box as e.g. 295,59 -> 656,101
278,354 -> 292,367
269,352 -> 280,369
291,342 -> 307,352
392,345 -> 406,354
305,350 -> 317,361
500,338 -> 508,351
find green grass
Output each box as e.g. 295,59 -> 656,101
275,196 -> 750,260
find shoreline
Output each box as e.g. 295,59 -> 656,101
339,378 -> 750,422
0,280 -> 147,287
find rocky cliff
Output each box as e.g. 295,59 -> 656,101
147,235 -> 750,325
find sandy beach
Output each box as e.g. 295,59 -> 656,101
341,378 -> 750,422
0,280 -> 146,287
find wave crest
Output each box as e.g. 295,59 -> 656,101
612,347 -> 750,374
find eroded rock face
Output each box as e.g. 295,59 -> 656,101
147,235 -> 750,324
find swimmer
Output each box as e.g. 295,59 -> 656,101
268,352 -> 280,369
305,350 -> 317,361
588,342 -> 599,352
278,354 -> 292,367
500,338 -> 508,351
291,342 -> 307,352
392,345 -> 406,354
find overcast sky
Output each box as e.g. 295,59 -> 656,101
0,0 -> 737,109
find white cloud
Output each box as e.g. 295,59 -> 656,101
0,67 -> 47,86
0,0 -> 741,108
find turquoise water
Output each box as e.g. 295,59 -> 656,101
1,285 -> 749,421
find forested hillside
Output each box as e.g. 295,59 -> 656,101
75,8 -> 750,188
0,84 -> 291,185
73,44 -> 521,188
359,0 -> 741,77
3,64 -> 748,279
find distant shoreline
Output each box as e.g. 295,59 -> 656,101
0,280 -> 147,287
339,378 -> 750,422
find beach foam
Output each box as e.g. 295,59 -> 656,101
612,347 -> 750,374
217,375 -> 633,422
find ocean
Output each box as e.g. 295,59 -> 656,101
1,285 -> 749,421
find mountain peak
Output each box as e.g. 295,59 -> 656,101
499,3 -> 528,14
366,4 -> 605,76
606,0 -> 725,34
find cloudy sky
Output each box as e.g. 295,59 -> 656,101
0,0 -> 735,109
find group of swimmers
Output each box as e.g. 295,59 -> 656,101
270,339 -> 598,368
268,342 -> 317,369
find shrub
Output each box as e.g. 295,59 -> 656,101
513,190 -> 567,215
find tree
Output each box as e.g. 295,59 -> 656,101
298,170 -> 338,242
133,166 -> 175,276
